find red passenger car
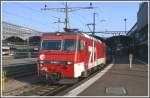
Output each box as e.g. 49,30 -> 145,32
37,32 -> 106,83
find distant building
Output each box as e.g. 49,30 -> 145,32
127,2 -> 148,63
2,21 -> 42,56
2,21 -> 41,41
137,2 -> 148,31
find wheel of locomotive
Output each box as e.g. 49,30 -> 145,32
97,65 -> 102,70
89,67 -> 95,74
100,64 -> 105,69
81,70 -> 89,78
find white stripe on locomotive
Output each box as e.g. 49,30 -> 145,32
73,58 -> 106,78
74,62 -> 85,77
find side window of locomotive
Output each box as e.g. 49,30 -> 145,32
79,40 -> 84,50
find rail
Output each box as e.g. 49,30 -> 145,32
2,60 -> 113,96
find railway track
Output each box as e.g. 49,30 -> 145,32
3,60 -> 113,96
3,80 -> 70,96
3,82 -> 40,96
19,84 -> 70,96
18,64 -> 109,96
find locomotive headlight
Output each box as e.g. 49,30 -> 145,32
67,61 -> 72,65
39,54 -> 45,60
41,67 -> 48,72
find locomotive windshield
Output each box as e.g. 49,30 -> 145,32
41,39 -> 84,51
63,39 -> 76,51
41,40 -> 62,50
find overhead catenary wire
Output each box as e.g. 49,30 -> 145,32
13,3 -> 59,20
69,13 -> 85,30
3,11 -> 50,29
3,11 -> 57,31
41,2 -> 96,32
73,13 -> 88,26
17,2 -> 97,32
13,3 -> 87,32
11,3 -> 59,31
73,11 -> 97,33
70,10 -> 95,32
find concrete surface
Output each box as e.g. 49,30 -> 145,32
2,56 -> 37,66
65,56 -> 148,96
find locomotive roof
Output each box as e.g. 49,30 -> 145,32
43,32 -> 86,36
42,32 -> 103,43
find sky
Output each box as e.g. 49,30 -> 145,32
2,1 -> 141,37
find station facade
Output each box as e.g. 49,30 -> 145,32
127,2 -> 148,63
2,21 -> 41,56
2,21 -> 41,41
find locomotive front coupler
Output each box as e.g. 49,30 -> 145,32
49,72 -> 61,83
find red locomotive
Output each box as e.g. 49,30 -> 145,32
37,32 -> 106,83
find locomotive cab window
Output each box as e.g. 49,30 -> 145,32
41,39 -> 84,51
41,40 -> 62,51
63,39 -> 76,51
63,39 -> 84,51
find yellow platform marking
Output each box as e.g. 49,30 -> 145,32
2,68 -> 6,93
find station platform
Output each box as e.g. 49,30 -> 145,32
2,75 -> 39,96
2,56 -> 37,66
64,56 -> 148,96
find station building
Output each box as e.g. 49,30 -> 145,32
2,21 -> 41,56
127,2 -> 148,63
2,21 -> 41,42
